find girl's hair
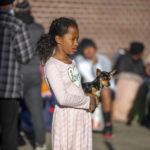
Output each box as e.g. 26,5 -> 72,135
77,38 -> 97,55
36,17 -> 78,65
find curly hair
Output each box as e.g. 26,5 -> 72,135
36,17 -> 78,65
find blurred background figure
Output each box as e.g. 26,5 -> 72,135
14,1 -> 46,150
0,0 -> 33,149
112,48 -> 128,70
40,66 -> 56,133
74,39 -> 116,139
114,41 -> 145,77
113,41 -> 146,124
138,54 -> 150,128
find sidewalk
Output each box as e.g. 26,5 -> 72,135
18,122 -> 150,150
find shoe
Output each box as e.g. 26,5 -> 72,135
103,125 -> 114,139
18,132 -> 26,146
35,144 -> 47,150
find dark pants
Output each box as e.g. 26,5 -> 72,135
23,69 -> 45,146
0,99 -> 19,150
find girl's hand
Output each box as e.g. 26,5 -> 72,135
87,96 -> 96,113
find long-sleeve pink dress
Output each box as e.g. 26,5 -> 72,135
44,57 -> 92,150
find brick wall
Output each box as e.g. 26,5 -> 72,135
29,0 -> 150,60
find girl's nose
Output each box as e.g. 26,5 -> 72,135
74,39 -> 78,47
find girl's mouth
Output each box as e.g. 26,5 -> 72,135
72,48 -> 77,52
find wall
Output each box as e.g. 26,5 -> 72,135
29,0 -> 150,60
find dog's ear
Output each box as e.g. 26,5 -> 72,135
96,69 -> 101,76
109,70 -> 116,76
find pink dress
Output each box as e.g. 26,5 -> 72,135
44,57 -> 92,150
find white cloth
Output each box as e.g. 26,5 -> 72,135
75,54 -> 116,91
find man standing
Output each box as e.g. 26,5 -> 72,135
15,1 -> 47,149
0,0 -> 33,150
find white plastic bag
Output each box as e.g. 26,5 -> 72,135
92,103 -> 104,131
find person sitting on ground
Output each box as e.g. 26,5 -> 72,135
114,41 -> 146,125
75,38 -> 116,138
114,41 -> 145,78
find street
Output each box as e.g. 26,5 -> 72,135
18,122 -> 150,150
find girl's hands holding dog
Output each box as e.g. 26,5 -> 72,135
88,96 -> 96,113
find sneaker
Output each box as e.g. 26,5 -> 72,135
35,144 -> 47,150
103,125 -> 114,139
18,132 -> 26,146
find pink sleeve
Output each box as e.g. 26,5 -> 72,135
45,63 -> 90,109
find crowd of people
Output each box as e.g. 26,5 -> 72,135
0,0 -> 150,150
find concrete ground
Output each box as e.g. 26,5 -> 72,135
18,122 -> 150,150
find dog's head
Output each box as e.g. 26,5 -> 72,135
96,69 -> 116,87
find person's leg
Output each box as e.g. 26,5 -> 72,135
0,99 -> 19,150
127,83 -> 148,125
24,85 -> 46,147
101,88 -> 113,138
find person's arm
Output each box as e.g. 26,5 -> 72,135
45,63 -> 90,109
13,23 -> 34,64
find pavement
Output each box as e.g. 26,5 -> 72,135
18,121 -> 150,150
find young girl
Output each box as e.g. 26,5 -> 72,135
36,17 -> 96,150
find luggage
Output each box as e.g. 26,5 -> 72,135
114,72 -> 143,122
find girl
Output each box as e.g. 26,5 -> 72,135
36,17 -> 96,150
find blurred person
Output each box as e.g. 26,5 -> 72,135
40,66 -> 56,132
114,42 -> 146,125
138,58 -> 150,128
14,1 -> 46,150
143,62 -> 150,127
113,48 -> 128,67
0,0 -> 33,150
128,61 -> 149,125
114,41 -> 145,77
75,39 -> 116,138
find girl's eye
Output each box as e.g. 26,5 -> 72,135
72,37 -> 78,41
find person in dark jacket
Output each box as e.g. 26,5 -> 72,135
0,0 -> 34,150
114,41 -> 145,77
114,42 -> 146,125
15,1 -> 46,150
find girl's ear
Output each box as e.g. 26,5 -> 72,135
96,69 -> 101,76
55,35 -> 62,44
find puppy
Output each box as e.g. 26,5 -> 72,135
82,69 -> 116,106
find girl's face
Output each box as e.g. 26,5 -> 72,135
57,26 -> 79,55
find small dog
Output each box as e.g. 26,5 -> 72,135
82,69 -> 116,106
